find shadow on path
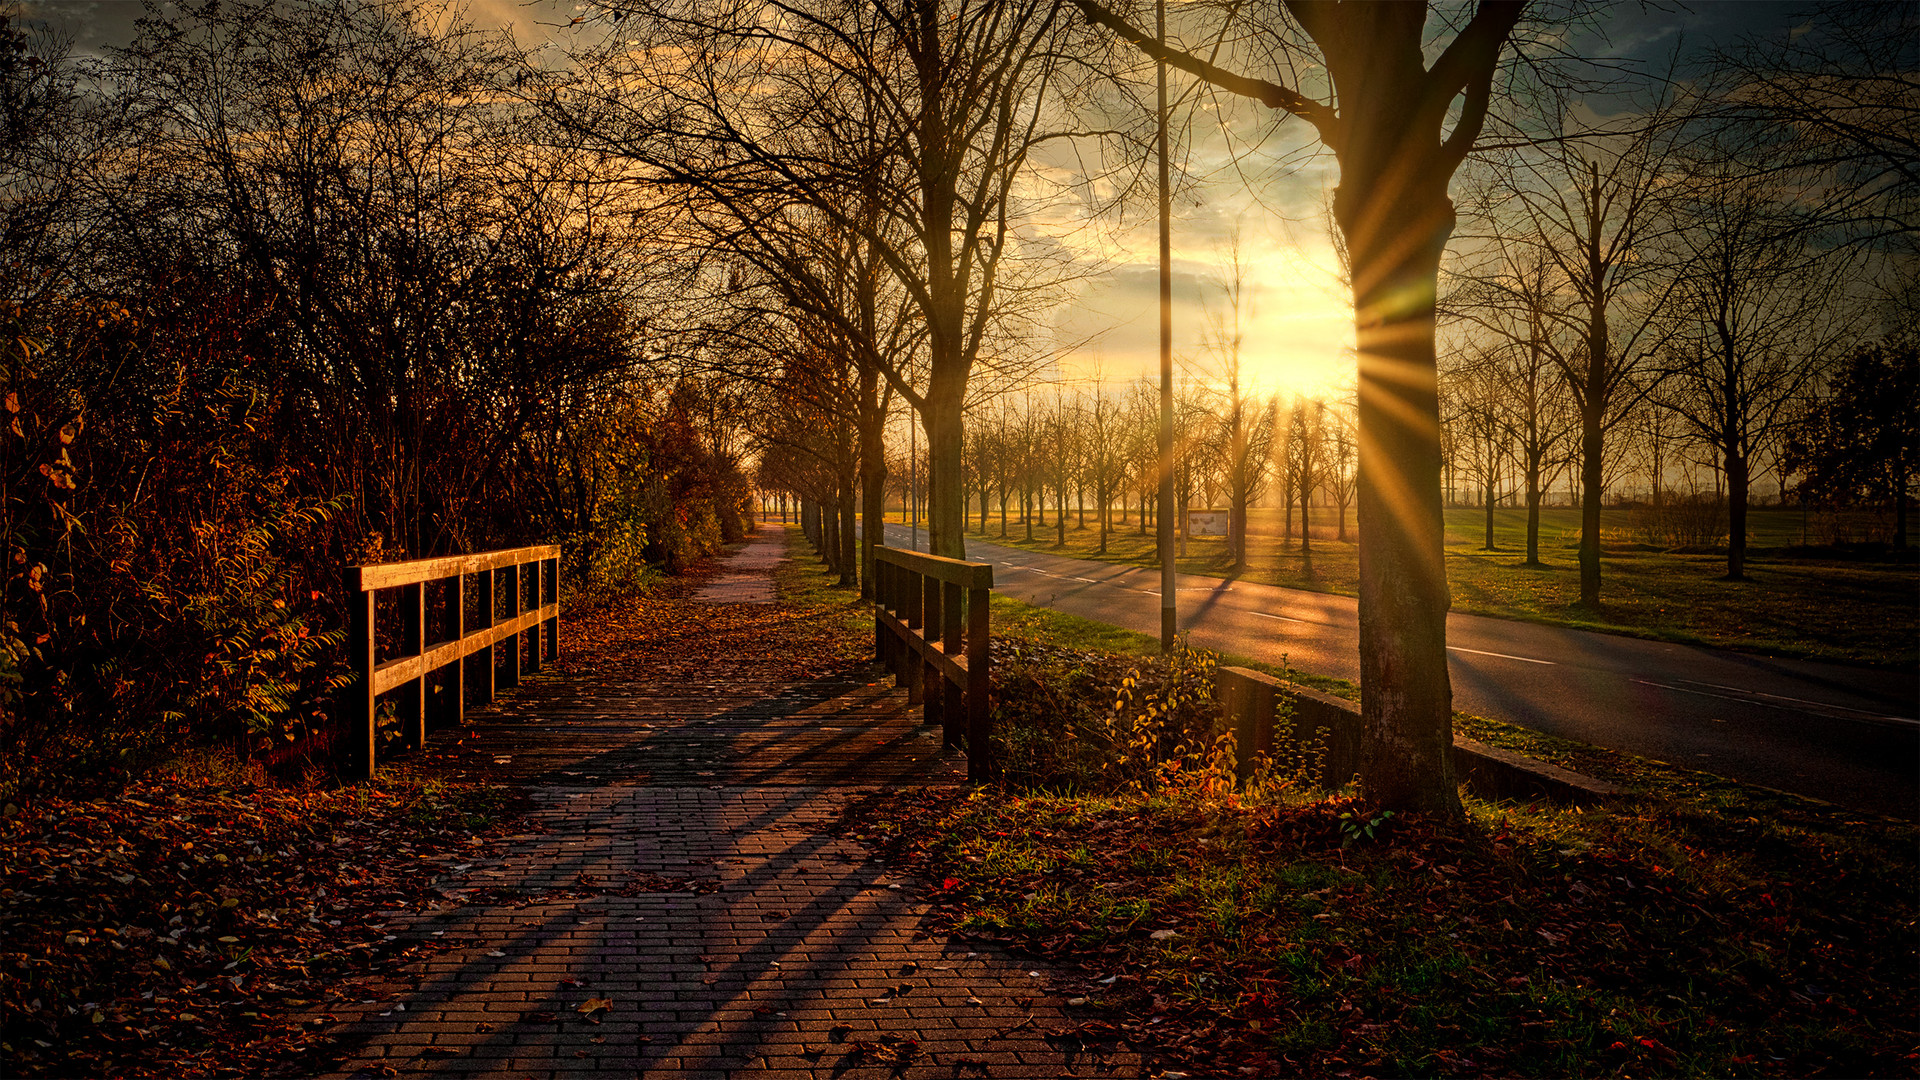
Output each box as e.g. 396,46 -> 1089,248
302,531 -> 1147,1080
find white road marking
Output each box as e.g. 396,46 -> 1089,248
1253,612 -> 1310,624
1675,678 -> 1917,722
1446,646 -> 1555,665
1071,576 -> 1098,583
1634,678 -> 1918,726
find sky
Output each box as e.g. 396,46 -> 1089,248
1032,1 -> 1817,402
17,0 -> 1815,402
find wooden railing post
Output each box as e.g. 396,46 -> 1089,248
499,563 -> 522,689
966,582 -> 991,781
339,543 -> 561,779
902,568 -> 924,705
921,574 -> 942,727
401,582 -> 426,750
870,545 -> 994,776
941,580 -> 964,747
344,567 -> 376,782
522,557 -> 542,676
446,573 -> 465,727
543,556 -> 560,664
474,568 -> 497,706
874,560 -> 890,665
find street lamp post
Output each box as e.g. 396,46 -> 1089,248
910,413 -> 919,552
1156,0 -> 1176,651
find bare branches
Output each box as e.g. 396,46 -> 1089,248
1071,0 -> 1338,144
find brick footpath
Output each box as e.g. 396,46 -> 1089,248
307,527 -> 1148,1080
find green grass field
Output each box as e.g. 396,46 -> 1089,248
881,505 -> 1917,668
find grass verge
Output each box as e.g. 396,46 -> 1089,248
845,586 -> 1918,1078
853,781 -> 1917,1078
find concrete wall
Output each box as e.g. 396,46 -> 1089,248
1216,667 -> 1626,806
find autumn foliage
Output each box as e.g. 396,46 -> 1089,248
0,8 -> 747,796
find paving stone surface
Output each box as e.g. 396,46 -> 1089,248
306,531 -> 1148,1080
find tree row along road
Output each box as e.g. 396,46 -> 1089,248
878,524 -> 1919,820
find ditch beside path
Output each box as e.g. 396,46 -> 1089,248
307,523 -> 1146,1080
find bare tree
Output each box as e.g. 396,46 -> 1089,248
1465,77 -> 1692,603
1656,172 -> 1852,580
1284,395 -> 1327,562
1707,2 -> 1918,249
561,0 -> 1101,559
1077,0 -> 1531,813
1200,232 -> 1278,571
1444,353 -> 1514,552
1326,392 -> 1358,541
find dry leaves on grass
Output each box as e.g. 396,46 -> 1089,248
851,788 -> 1919,1079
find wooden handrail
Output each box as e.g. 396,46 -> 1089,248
340,544 -> 561,780
874,544 -> 994,780
872,545 -> 994,589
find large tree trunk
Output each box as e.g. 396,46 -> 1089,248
921,383 -> 967,559
1578,399 -> 1604,606
1339,167 -> 1460,816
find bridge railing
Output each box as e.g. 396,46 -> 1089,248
340,544 -> 560,780
873,544 -> 993,780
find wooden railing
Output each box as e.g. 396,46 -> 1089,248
340,545 -> 560,780
873,545 -> 993,780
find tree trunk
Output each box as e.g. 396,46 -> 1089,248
1483,471 -> 1496,551
857,377 -> 887,599
1056,465 -> 1068,546
1578,400 -> 1604,606
822,493 -> 839,573
1339,170 -> 1460,816
923,387 -> 966,559
837,473 -> 857,588
1726,450 -> 1749,580
1524,455 -> 1542,565
1230,482 -> 1249,571
1098,479 -> 1110,554
1299,485 -> 1312,559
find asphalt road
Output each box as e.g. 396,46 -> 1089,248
880,523 -> 1920,819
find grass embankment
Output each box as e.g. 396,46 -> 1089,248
912,506 -> 1918,668
808,551 -> 1919,1077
